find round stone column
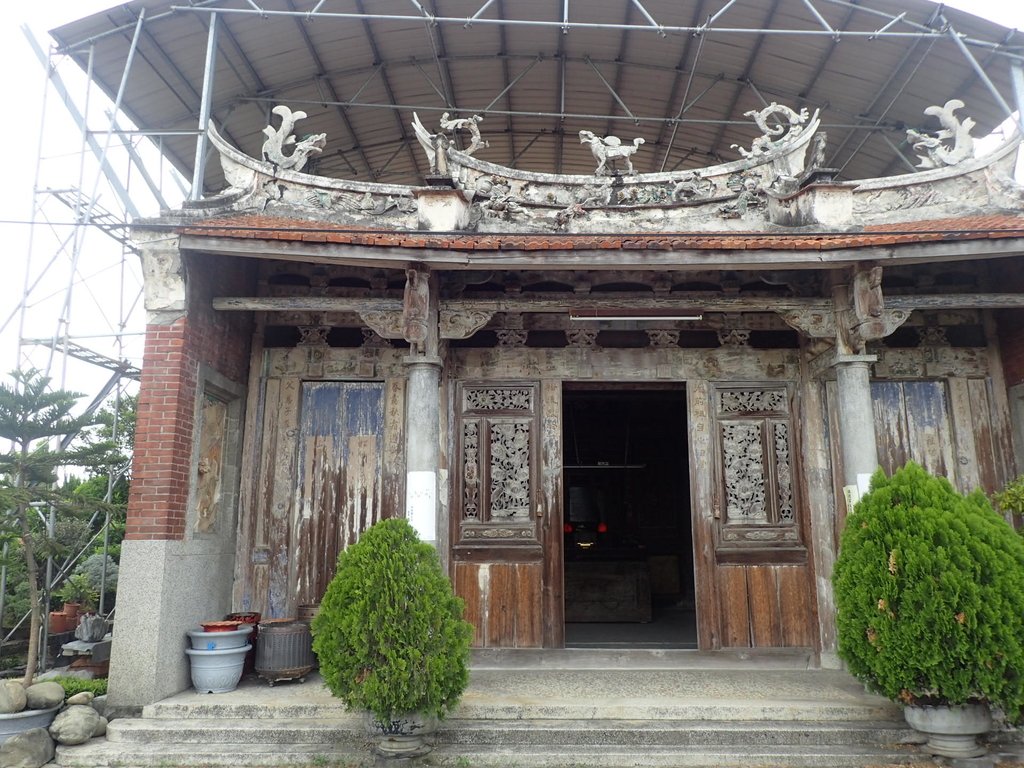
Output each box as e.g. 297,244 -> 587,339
405,357 -> 442,544
834,355 -> 879,489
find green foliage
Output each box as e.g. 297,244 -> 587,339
51,676 -> 107,697
833,462 -> 1024,720
76,553 -> 118,595
55,574 -> 98,612
993,475 -> 1024,520
311,518 -> 473,722
0,369 -> 121,684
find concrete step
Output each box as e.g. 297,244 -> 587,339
55,741 -> 937,768
104,715 -> 920,748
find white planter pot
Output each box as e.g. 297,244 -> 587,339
186,625 -> 252,651
0,706 -> 60,744
185,644 -> 252,693
904,702 -> 992,758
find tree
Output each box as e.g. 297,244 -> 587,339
0,370 -> 119,685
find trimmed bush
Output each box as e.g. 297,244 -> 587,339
834,463 -> 1024,721
311,518 -> 473,722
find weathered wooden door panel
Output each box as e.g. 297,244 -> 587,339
694,382 -> 818,650
450,382 -> 556,648
872,381 -> 955,478
453,561 -> 544,647
292,381 -> 386,607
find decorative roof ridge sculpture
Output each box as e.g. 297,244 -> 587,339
197,102 -> 1021,234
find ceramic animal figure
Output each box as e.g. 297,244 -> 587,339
579,130 -> 645,175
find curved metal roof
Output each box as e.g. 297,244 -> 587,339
50,0 -> 1024,193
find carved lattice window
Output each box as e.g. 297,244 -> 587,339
456,384 -> 538,543
714,385 -> 801,556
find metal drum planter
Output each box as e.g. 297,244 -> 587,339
255,619 -> 314,685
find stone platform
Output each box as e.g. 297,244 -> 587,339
52,650 -> 1024,768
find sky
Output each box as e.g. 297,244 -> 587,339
0,0 -> 1022,401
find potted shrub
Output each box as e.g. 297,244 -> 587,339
311,517 -> 473,758
833,462 -> 1024,758
55,574 -> 98,616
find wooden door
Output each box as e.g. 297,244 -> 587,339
450,381 -> 563,647
290,381 -> 387,607
690,381 -> 818,650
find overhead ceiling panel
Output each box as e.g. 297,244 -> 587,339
49,0 -> 1024,198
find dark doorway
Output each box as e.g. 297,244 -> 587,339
562,385 -> 695,648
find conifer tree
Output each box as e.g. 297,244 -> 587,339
0,370 -> 118,685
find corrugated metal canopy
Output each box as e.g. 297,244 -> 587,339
50,0 -> 1024,194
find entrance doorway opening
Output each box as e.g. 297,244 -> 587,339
562,385 -> 695,648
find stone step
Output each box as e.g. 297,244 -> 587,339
104,715 -> 920,748
55,741 -> 937,768
142,668 -> 903,723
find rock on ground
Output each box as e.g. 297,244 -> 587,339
0,682 -> 27,715
64,692 -> 93,707
0,726 -> 55,768
48,705 -> 101,746
24,683 -> 64,710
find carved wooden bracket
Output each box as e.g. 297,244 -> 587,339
440,309 -> 494,339
778,309 -> 836,339
358,310 -> 404,339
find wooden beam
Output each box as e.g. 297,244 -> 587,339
213,295 -> 831,313
886,294 -> 1024,310
183,234 -> 1024,273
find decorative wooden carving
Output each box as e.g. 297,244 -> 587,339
195,395 -> 228,534
714,385 -> 802,555
918,326 -> 949,346
497,329 -> 529,347
463,420 -> 480,520
722,422 -> 768,522
717,329 -> 750,347
489,422 -> 531,518
464,387 -> 533,412
647,330 -> 679,348
402,267 -> 431,354
779,310 -> 836,339
457,384 -> 539,544
440,309 -> 493,340
358,310 -> 404,339
566,329 -> 599,348
361,328 -> 391,348
297,325 -> 330,346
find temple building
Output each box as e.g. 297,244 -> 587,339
43,0 -> 1024,713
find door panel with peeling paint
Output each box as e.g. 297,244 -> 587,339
290,381 -> 386,607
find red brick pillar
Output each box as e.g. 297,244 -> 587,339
126,317 -> 197,541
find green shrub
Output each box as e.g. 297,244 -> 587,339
833,462 -> 1024,720
311,518 -> 473,722
993,475 -> 1024,524
51,676 -> 107,697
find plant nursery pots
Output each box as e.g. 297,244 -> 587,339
201,620 -> 240,632
185,644 -> 252,693
187,624 -> 252,651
